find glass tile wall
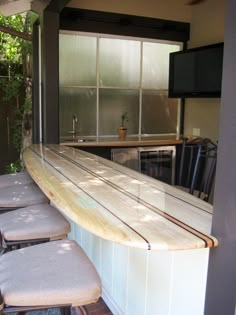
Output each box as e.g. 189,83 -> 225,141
59,33 -> 181,138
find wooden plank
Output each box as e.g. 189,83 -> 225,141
23,144 -> 218,250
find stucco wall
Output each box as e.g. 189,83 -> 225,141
184,0 -> 226,142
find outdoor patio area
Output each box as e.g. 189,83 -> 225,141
1,0 -> 236,314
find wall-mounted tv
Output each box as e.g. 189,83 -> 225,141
168,43 -> 224,98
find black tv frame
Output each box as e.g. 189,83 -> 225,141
168,43 -> 224,98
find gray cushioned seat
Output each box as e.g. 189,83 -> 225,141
0,204 -> 71,242
0,183 -> 48,209
0,240 -> 102,307
0,171 -> 32,189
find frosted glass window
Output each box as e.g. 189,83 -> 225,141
60,88 -> 96,137
141,91 -> 178,134
142,42 -> 180,89
59,34 -> 97,86
99,38 -> 140,88
99,89 -> 139,136
59,32 -> 181,139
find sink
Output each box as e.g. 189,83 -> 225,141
77,139 -> 95,143
62,138 -> 95,143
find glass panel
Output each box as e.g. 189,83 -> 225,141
59,34 -> 97,86
99,38 -> 140,88
99,89 -> 139,136
141,91 -> 178,134
142,42 -> 181,89
59,88 -> 96,137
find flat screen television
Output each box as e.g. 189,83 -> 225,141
168,43 -> 224,98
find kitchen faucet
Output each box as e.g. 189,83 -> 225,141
67,115 -> 78,137
72,115 -> 78,136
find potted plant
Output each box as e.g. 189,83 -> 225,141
117,111 -> 128,140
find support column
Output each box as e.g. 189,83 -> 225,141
204,0 -> 236,314
41,9 -> 59,144
32,21 -> 40,143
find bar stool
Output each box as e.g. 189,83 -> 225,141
177,137 -> 217,202
0,240 -> 102,315
0,182 -> 48,213
0,171 -> 32,189
0,203 -> 71,252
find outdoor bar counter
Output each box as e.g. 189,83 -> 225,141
23,144 -> 218,315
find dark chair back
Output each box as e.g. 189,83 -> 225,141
178,137 -> 217,202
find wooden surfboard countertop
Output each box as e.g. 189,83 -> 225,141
23,144 -> 218,251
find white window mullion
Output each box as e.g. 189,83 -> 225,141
96,37 -> 99,139
139,41 -> 143,137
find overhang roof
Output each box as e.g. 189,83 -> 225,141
0,0 -> 51,16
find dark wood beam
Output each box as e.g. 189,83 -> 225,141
32,20 -> 40,144
39,0 -> 69,144
0,24 -> 31,41
45,0 -> 70,13
41,9 -> 59,144
60,8 -> 190,43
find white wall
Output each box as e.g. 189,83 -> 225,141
189,0 -> 225,48
184,0 -> 226,142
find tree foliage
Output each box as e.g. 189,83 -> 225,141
0,13 -> 33,173
0,14 -> 26,64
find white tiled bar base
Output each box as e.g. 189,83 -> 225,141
68,219 -> 209,315
24,144 -> 215,315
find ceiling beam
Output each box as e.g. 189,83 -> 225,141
0,24 -> 32,40
44,0 -> 70,13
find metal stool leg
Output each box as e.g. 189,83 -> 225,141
61,306 -> 72,315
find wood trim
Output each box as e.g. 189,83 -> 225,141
60,8 -> 190,42
45,0 -> 70,13
60,137 -> 183,147
0,25 -> 31,41
32,21 -> 40,144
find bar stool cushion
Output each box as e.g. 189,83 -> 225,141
0,183 -> 48,208
0,204 -> 71,241
0,240 -> 101,307
0,171 -> 32,189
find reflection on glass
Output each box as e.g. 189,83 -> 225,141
59,88 -> 96,137
59,34 -> 97,86
142,91 -> 178,134
59,33 -> 180,138
142,42 -> 180,89
99,38 -> 140,88
99,89 -> 139,136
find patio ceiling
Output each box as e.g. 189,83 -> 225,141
0,0 -> 51,16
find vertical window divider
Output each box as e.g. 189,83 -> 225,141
96,37 -> 100,139
139,41 -> 144,137
59,32 -> 181,139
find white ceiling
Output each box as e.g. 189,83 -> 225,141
0,0 -> 50,16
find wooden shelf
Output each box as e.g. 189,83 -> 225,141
60,136 -> 182,147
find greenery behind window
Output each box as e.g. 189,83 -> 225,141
59,33 -> 181,137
